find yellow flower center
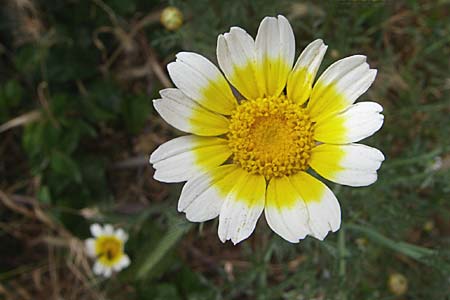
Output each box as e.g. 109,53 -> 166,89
95,236 -> 123,265
228,95 -> 315,179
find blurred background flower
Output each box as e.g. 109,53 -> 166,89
85,223 -> 130,277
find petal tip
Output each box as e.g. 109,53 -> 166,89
149,146 -> 160,164
218,234 -> 227,243
369,68 -> 378,81
277,14 -> 289,22
229,26 -> 245,34
166,61 -> 176,74
152,98 -> 162,111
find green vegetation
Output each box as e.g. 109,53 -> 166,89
1,0 -> 449,299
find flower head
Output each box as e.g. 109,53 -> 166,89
85,224 -> 130,277
150,15 -> 384,244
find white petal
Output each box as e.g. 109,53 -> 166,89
150,135 -> 231,183
217,27 -> 261,99
115,228 -> 128,243
290,172 -> 341,240
167,52 -> 236,115
103,224 -> 114,235
218,27 -> 255,66
93,261 -> 104,275
310,144 -> 385,187
90,223 -> 103,237
308,55 -> 377,122
85,238 -> 96,257
256,15 -> 295,62
287,39 -> 328,104
218,171 -> 266,244
113,255 -> 130,271
153,88 -> 229,136
103,267 -> 112,278
314,102 -> 384,143
255,15 -> 295,97
121,254 -> 131,268
265,177 -> 310,243
178,164 -> 239,222
291,39 -> 328,74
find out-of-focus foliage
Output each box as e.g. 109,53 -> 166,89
0,0 -> 449,299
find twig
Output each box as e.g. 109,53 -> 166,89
92,5 -> 170,88
0,190 -> 35,218
92,26 -> 116,61
0,283 -> 15,299
130,10 -> 161,35
148,47 -> 172,88
0,110 -> 42,133
10,281 -> 33,300
111,156 -> 148,169
91,0 -> 120,27
37,81 -> 58,127
48,244 -> 60,300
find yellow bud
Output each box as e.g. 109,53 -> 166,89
355,237 -> 368,248
423,220 -> 434,232
330,49 -> 340,59
388,273 -> 408,296
160,6 -> 183,31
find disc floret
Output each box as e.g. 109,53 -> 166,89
228,95 -> 315,179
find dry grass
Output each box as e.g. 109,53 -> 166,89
0,191 -> 102,300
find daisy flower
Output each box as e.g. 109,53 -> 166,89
85,224 -> 130,277
150,15 -> 384,244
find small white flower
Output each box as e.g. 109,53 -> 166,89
85,223 -> 130,277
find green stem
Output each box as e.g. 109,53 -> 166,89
337,226 -> 347,300
383,147 -> 443,168
335,184 -> 347,300
338,226 -> 346,278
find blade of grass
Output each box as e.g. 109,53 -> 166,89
136,222 -> 192,280
345,223 -> 436,261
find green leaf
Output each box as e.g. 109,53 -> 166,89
109,0 -> 136,15
50,151 -> 82,183
13,44 -> 44,76
138,283 -> 181,300
121,94 -> 151,133
82,79 -> 123,122
46,45 -> 98,82
0,79 -> 24,120
37,186 -> 52,204
3,79 -> 24,107
22,120 -> 46,162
